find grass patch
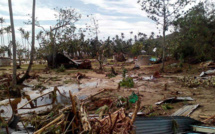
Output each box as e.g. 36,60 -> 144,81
119,77 -> 134,88
33,83 -> 47,90
63,79 -> 77,84
106,73 -> 116,78
65,69 -> 90,74
56,65 -> 66,73
148,112 -> 158,117
161,104 -> 174,110
51,76 -> 61,81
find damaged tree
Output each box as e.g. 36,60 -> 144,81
36,8 -> 81,69
18,0 -> 36,84
96,45 -> 105,70
138,0 -> 194,72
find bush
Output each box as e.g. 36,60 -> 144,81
161,104 -> 174,110
119,77 -> 134,88
107,73 -> 116,78
56,65 -> 66,72
122,68 -> 127,78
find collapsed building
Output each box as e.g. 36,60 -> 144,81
46,53 -> 92,69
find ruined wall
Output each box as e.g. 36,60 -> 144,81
0,58 -> 11,67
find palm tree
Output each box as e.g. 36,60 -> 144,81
24,31 -> 30,59
4,26 -> 12,57
8,0 -> 17,87
18,27 -> 25,47
134,35 -> 137,42
130,31 -> 133,39
121,33 -> 124,40
0,29 -> 4,46
36,31 -> 43,47
0,17 -> 5,46
5,26 -> 11,45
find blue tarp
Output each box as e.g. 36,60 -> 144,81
150,57 -> 157,62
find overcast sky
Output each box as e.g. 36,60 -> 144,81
0,0 -> 203,47
0,0 -> 159,47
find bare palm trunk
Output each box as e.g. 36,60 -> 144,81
161,1 -> 166,72
161,28 -> 166,72
8,0 -> 17,87
21,34 -> 24,48
50,27 -> 57,68
18,0 -> 36,84
1,24 -> 5,46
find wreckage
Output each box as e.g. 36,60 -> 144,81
0,86 -> 209,134
47,53 -> 92,69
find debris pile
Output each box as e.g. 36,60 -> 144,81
114,53 -> 126,62
179,76 -> 215,88
0,88 -> 141,134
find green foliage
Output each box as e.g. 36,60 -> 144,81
48,111 -> 54,117
179,55 -> 184,68
172,2 -> 215,62
0,122 -> 7,128
95,105 -> 109,114
63,80 -> 76,84
131,42 -> 143,56
129,92 -> 138,103
106,73 -> 116,78
119,77 -> 134,88
122,68 -> 127,78
172,120 -> 179,134
178,76 -> 215,88
33,83 -> 46,90
161,104 -> 174,110
112,35 -> 132,54
51,76 -> 61,81
56,65 -> 65,72
148,112 -> 158,117
0,84 -> 7,90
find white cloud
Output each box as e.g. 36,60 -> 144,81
94,13 -> 132,20
98,20 -> 157,40
80,0 -> 147,17
0,0 -> 160,48
77,13 -> 157,40
0,1 -> 56,21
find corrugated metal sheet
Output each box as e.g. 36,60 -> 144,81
192,125 -> 215,133
134,116 -> 201,134
172,104 -> 199,116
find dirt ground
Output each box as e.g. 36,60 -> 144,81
0,59 -> 215,123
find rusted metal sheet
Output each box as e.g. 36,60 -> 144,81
172,104 -> 199,117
